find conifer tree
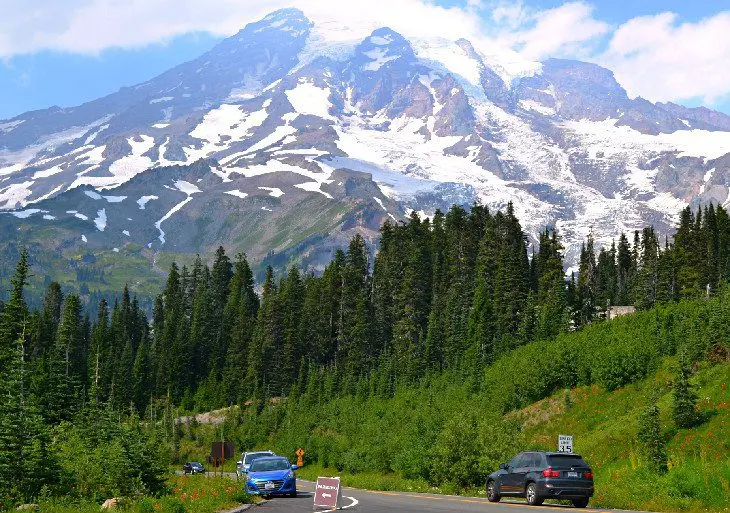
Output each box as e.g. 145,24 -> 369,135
338,235 -> 372,387
281,266 -> 305,392
0,248 -> 30,366
637,401 -> 667,473
576,234 -> 597,326
535,228 -> 568,340
616,233 -> 633,305
672,352 -> 700,428
247,267 -> 281,398
0,329 -> 55,504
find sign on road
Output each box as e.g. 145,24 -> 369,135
296,448 -> 305,467
558,434 -> 573,453
313,476 -> 342,509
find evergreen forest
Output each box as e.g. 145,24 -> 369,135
1,202 -> 729,509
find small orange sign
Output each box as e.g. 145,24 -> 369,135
296,448 -> 304,467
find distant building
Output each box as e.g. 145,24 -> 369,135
607,305 -> 636,320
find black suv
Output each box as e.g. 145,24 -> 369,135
182,462 -> 205,475
486,451 -> 594,507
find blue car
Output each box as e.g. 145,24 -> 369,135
245,456 -> 299,498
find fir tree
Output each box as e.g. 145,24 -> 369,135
672,352 -> 701,428
637,401 -> 667,473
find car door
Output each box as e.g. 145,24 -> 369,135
512,452 -> 535,492
501,453 -> 526,494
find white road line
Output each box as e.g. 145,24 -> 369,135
341,496 -> 358,509
314,496 -> 358,511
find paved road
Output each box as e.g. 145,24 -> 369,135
255,479 -> 617,513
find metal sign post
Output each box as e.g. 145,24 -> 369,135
558,434 -> 574,453
313,476 -> 342,509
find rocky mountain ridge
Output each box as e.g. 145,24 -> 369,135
2,7 -> 730,278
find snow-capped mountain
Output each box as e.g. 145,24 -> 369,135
3,7 -> 730,273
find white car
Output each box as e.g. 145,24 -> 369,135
236,450 -> 275,477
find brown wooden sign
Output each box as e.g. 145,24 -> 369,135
210,441 -> 235,459
313,476 -> 341,509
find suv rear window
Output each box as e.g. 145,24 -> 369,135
245,452 -> 272,464
547,455 -> 589,468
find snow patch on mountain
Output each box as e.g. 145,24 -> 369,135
190,102 -> 270,150
154,181 -> 201,245
224,189 -> 248,198
33,165 -> 64,179
519,99 -> 556,116
0,181 -> 35,209
105,135 -> 156,184
259,186 -> 284,198
84,124 -> 109,144
362,47 -> 400,71
563,119 -> 730,161
9,208 -> 42,219
228,159 -> 332,187
294,181 -> 333,198
137,195 -> 158,209
700,168 -> 716,195
0,120 -> 25,133
94,209 -> 107,231
411,38 -> 482,87
285,80 -> 335,120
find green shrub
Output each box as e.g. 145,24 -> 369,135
637,402 -> 667,473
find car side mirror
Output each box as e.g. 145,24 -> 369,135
291,465 -> 299,470
499,463 -> 507,470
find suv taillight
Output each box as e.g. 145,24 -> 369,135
542,467 -> 560,478
584,471 -> 594,480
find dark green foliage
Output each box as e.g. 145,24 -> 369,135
53,404 -> 167,501
637,401 -> 668,473
672,352 -> 701,429
4,200 -> 730,505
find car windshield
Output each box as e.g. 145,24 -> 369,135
250,458 -> 290,472
244,452 -> 272,464
547,455 -> 588,468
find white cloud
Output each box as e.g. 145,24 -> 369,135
0,1 -> 729,110
597,11 -> 730,105
491,1 -> 610,60
0,0 -> 485,57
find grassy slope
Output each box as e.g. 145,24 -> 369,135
289,363 -> 729,512
179,360 -> 728,512
516,359 -> 729,511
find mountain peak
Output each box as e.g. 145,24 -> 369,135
353,28 -> 415,72
234,8 -> 313,38
260,7 -> 310,24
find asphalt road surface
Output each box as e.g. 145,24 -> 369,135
254,479 -> 628,513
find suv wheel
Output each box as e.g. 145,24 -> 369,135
526,483 -> 544,506
572,497 -> 589,508
486,480 -> 501,503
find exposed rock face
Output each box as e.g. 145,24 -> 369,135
2,8 -> 730,274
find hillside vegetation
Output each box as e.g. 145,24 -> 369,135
2,202 -> 729,509
177,292 -> 729,512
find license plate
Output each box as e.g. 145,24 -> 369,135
567,471 -> 579,478
264,482 -> 276,490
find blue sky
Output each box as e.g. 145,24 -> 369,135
1,0 -> 730,120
